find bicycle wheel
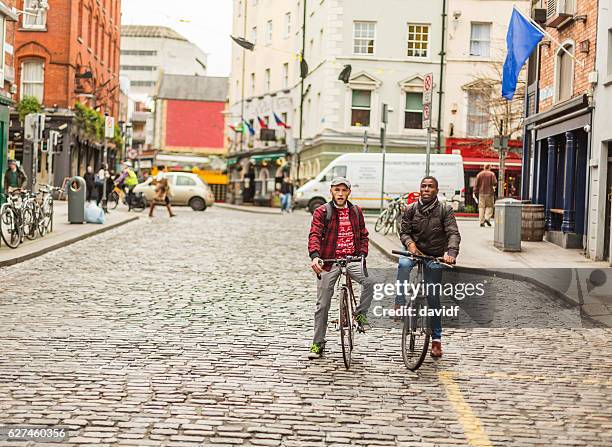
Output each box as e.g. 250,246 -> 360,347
339,288 -> 353,370
23,206 -> 37,241
0,205 -> 21,248
130,194 -> 146,212
107,191 -> 119,210
374,209 -> 389,233
383,207 -> 399,235
36,204 -> 47,237
43,199 -> 53,234
401,298 -> 430,371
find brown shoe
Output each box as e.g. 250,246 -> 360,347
431,340 -> 442,358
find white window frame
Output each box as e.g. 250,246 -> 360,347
20,59 -> 45,103
285,12 -> 291,38
282,63 -> 289,89
266,20 -> 273,45
353,21 -> 376,55
22,0 -> 47,30
349,89 -> 372,128
251,26 -> 257,45
554,40 -> 575,103
404,92 -> 424,130
265,68 -> 271,92
406,23 -> 430,58
469,22 -> 491,58
466,89 -> 490,137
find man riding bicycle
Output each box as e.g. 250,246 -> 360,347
307,177 -> 374,360
115,162 -> 138,210
397,176 -> 461,358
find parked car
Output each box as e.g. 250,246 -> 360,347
133,172 -> 215,211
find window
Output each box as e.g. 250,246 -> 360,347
130,81 -> 155,87
466,90 -> 489,137
265,68 -> 271,92
407,24 -> 429,58
120,65 -> 158,71
21,60 -> 45,102
404,92 -> 423,129
23,0 -> 47,29
176,176 -> 196,186
285,12 -> 291,37
321,165 -> 347,182
252,26 -> 257,45
556,43 -> 574,102
120,50 -> 158,56
608,28 -> 612,76
470,23 -> 491,57
266,20 -> 273,44
351,90 -> 371,127
353,22 -> 375,55
250,72 -> 256,95
282,63 -> 289,89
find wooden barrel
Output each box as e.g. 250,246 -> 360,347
522,204 -> 545,241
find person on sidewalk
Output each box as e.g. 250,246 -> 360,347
279,176 -> 294,213
397,176 -> 461,358
95,165 -> 109,206
83,166 -> 96,202
474,164 -> 497,227
149,175 -> 176,218
3,159 -> 27,193
307,177 -> 374,359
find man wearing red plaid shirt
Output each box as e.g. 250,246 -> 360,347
307,177 -> 373,359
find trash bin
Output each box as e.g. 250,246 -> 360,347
494,198 -> 522,252
67,176 -> 86,224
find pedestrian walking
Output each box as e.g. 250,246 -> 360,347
279,176 -> 294,213
83,166 -> 96,202
474,164 -> 497,227
3,159 -> 27,193
149,174 -> 176,218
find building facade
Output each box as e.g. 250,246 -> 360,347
11,0 -> 121,186
120,25 -> 208,104
523,0 -> 598,252
590,1 -> 612,264
0,0 -> 17,194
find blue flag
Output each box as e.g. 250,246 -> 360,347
243,119 -> 255,136
502,8 -> 544,100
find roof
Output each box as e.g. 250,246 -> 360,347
121,25 -> 188,41
156,75 -> 228,101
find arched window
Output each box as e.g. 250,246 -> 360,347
21,59 -> 45,103
555,43 -> 574,103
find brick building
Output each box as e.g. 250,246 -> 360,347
11,0 -> 121,187
0,1 -> 17,193
522,0 -> 598,250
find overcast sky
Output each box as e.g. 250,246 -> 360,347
121,0 -> 233,76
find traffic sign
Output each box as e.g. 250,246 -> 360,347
104,116 -> 115,139
423,72 -> 434,106
422,103 -> 431,129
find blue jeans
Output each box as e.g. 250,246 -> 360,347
280,193 -> 292,212
395,256 -> 444,340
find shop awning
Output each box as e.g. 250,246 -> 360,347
226,157 -> 238,166
250,152 -> 286,163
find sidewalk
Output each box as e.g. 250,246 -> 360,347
215,202 -> 309,215
0,201 -> 138,267
369,219 -> 612,328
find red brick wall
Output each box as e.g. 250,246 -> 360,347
14,0 -> 121,118
164,99 -> 226,153
538,0 -> 597,111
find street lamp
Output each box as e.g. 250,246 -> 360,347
230,35 -> 255,52
338,64 -> 352,84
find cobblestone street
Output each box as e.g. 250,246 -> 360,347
0,207 -> 610,447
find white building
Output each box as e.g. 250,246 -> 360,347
589,2 -> 612,264
120,25 -> 208,103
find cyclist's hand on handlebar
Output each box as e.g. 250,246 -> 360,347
405,241 -> 418,255
311,257 -> 324,275
443,254 -> 456,265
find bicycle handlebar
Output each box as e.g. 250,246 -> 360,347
315,254 -> 368,280
392,250 -> 455,268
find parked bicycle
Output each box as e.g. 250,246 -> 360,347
374,194 -> 408,235
391,250 -> 454,371
316,255 -> 368,370
39,184 -> 62,235
0,189 -> 30,249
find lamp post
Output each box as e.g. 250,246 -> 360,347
296,0 -> 308,186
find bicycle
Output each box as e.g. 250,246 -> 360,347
316,255 -> 368,370
375,194 -> 408,235
0,189 -> 30,249
107,185 -> 146,212
392,250 -> 454,371
39,184 -> 62,235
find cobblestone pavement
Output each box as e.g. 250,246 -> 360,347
0,207 -> 610,447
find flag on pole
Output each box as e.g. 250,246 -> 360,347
273,112 -> 291,129
502,8 -> 544,100
229,123 -> 244,133
243,119 -> 255,136
257,116 -> 268,129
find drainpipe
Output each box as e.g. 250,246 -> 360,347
436,0 -> 447,153
297,0 -> 307,185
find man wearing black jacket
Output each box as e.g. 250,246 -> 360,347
397,176 -> 461,358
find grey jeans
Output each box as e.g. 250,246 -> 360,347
313,263 -> 374,345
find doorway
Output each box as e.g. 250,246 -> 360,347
605,143 -> 612,261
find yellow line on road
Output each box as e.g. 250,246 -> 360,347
438,371 -> 493,447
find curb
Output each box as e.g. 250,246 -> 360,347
0,216 -> 139,268
215,203 -> 301,215
369,231 -> 608,328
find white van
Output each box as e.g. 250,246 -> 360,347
294,153 -> 465,213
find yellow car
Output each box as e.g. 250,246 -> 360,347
134,172 -> 215,211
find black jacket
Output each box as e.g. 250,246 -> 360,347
3,168 -> 27,191
399,201 -> 461,258
83,172 -> 96,187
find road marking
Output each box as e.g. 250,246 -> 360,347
439,371 -> 493,447
454,370 -> 612,387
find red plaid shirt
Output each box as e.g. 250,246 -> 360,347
308,201 -> 369,271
